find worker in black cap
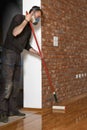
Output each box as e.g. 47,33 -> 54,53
0,6 -> 43,123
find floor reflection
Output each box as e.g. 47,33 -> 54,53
42,110 -> 87,130
0,96 -> 87,130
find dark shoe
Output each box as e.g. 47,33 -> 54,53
0,112 -> 8,123
9,111 -> 25,116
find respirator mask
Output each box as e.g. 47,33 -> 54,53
31,14 -> 40,25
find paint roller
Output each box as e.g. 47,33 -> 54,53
26,11 -> 58,103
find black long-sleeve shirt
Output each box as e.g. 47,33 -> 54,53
4,14 -> 32,54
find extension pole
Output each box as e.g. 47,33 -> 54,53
26,11 -> 58,102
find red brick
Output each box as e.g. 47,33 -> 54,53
41,0 -> 87,107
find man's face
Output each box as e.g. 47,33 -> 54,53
34,11 -> 41,19
31,11 -> 41,25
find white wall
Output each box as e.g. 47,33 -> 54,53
23,0 -> 42,108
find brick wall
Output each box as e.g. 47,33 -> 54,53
41,0 -> 87,107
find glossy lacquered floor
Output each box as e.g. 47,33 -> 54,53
0,94 -> 87,130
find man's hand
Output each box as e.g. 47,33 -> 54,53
25,12 -> 33,22
29,48 -> 44,59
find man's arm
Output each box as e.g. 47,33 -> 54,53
29,48 -> 44,59
12,20 -> 28,37
12,12 -> 33,37
29,48 -> 40,56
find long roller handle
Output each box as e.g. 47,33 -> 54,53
26,11 -> 58,102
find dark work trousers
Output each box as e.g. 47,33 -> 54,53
0,48 -> 22,114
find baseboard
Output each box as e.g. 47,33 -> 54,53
21,107 -> 52,115
21,108 -> 42,114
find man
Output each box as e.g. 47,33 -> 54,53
0,6 -> 43,123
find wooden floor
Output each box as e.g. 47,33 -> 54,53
0,94 -> 87,130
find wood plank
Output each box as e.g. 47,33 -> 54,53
0,95 -> 87,130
